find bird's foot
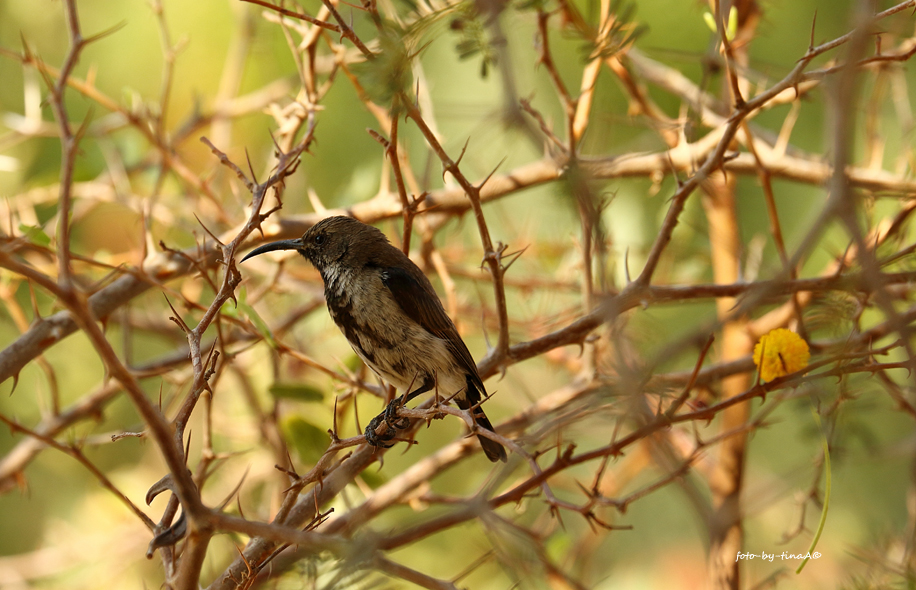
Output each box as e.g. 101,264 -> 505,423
364,396 -> 413,448
384,396 -> 411,430
364,414 -> 397,448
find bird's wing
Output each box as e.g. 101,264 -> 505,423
381,265 -> 484,388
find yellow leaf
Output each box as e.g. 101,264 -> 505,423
753,328 -> 810,382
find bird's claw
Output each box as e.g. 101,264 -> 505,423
364,398 -> 411,448
384,397 -> 411,430
364,414 -> 397,448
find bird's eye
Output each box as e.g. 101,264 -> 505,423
314,233 -> 325,246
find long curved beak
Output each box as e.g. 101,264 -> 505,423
239,238 -> 304,263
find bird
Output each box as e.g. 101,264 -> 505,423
240,216 -> 508,462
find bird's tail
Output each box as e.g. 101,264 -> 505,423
460,380 -> 508,463
472,408 -> 508,462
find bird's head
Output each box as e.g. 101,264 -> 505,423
240,216 -> 389,272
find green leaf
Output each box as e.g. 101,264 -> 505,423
343,353 -> 364,373
352,25 -> 413,105
221,285 -> 245,319
447,4 -> 496,78
220,298 -> 239,318
359,468 -> 387,489
242,302 -> 276,344
796,406 -> 830,574
281,415 -> 330,465
726,6 -> 738,42
18,224 -> 51,248
269,383 -> 324,402
232,288 -> 277,346
702,11 -> 717,34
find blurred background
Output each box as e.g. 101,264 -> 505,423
1,0 -> 916,588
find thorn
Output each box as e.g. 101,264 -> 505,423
808,10 -> 817,53
332,395 -> 340,440
245,148 -> 259,186
163,294 -> 190,333
367,128 -> 390,149
501,244 -> 528,272
20,32 -> 33,62
441,159 -> 453,183
73,105 -> 95,142
83,20 -> 128,45
194,214 -> 225,249
269,130 -> 283,158
476,156 -> 506,192
406,39 -> 433,61
454,137 -> 471,169
27,281 -> 42,322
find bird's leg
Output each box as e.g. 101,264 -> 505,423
383,395 -> 411,430
384,377 -> 433,429
363,377 -> 434,449
403,376 -> 435,404
364,414 -> 397,448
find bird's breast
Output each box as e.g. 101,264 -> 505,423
322,268 -> 465,395
324,270 -> 402,358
